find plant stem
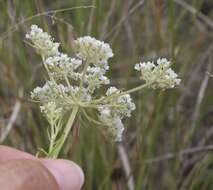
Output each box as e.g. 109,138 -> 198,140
79,60 -> 90,89
47,105 -> 79,158
91,83 -> 150,104
64,74 -> 78,103
117,83 -> 150,96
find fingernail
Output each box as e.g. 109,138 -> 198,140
41,159 -> 84,190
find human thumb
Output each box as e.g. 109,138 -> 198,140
0,159 -> 59,190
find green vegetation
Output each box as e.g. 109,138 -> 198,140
0,0 -> 212,189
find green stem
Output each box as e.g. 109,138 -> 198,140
47,106 -> 79,158
41,56 -> 53,80
79,60 -> 90,90
90,83 -> 150,104
64,74 -> 78,103
48,120 -> 55,155
48,119 -> 62,156
82,109 -> 104,126
116,83 -> 150,97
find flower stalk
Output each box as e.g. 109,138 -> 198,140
47,106 -> 79,158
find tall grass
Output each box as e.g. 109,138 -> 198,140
0,0 -> 213,189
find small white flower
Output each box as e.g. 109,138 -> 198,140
117,94 -> 136,117
99,76 -> 110,84
157,58 -> 170,67
134,61 -> 155,71
98,106 -> 111,118
69,86 -> 92,102
106,86 -> 120,96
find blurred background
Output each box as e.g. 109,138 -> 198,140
0,0 -> 213,189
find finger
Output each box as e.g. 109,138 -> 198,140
0,159 -> 59,190
0,145 -> 34,161
0,146 -> 85,190
42,159 -> 84,190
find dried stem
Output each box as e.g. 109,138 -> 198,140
145,145 -> 213,164
0,89 -> 23,142
118,143 -> 135,190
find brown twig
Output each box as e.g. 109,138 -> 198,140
145,145 -> 213,164
0,5 -> 95,41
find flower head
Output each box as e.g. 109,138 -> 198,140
98,87 -> 135,141
45,53 -> 82,80
40,102 -> 63,122
26,25 -> 60,57
135,58 -> 181,89
74,36 -> 113,69
31,81 -> 70,103
84,66 -> 110,93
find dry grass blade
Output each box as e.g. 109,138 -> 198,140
103,0 -> 145,40
145,145 -> 213,164
174,0 -> 213,30
0,5 -> 95,41
100,0 -> 117,39
192,50 -> 212,127
0,89 -> 23,142
118,143 -> 135,190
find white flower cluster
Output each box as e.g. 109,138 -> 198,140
135,58 -> 181,89
27,25 -> 133,141
26,25 -> 60,57
31,81 -> 62,102
98,87 -> 135,141
45,54 -> 82,80
85,66 -> 110,93
74,36 -> 113,69
27,25 -> 180,143
31,81 -> 91,104
105,87 -> 136,118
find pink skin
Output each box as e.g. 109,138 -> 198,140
0,145 -> 84,190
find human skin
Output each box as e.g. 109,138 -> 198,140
0,145 -> 84,190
